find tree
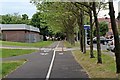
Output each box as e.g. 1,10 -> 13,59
0,13 -> 30,24
89,3 -> 95,58
99,21 -> 108,36
31,1 -> 77,45
73,2 -> 106,60
75,2 -> 103,62
70,3 -> 87,53
22,14 -> 29,20
30,12 -> 54,41
30,12 -> 41,27
94,21 -> 108,36
109,0 -> 120,77
92,2 -> 102,64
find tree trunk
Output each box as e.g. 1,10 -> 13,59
109,1 -> 120,74
93,2 -> 102,64
82,11 -> 86,54
83,29 -> 86,53
80,11 -> 84,53
79,28 -> 84,52
89,9 -> 95,58
70,30 -> 75,46
77,13 -> 83,52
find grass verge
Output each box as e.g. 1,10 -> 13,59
64,41 -> 79,48
0,49 -> 36,58
1,41 -> 54,48
72,50 -> 116,78
0,60 -> 26,78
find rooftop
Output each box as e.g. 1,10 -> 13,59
0,24 -> 40,32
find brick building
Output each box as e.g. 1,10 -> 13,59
0,24 -> 42,42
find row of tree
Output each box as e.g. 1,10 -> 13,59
0,13 -> 30,24
30,0 -> 120,77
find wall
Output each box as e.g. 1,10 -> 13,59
25,31 -> 41,43
2,30 -> 26,42
2,30 -> 41,43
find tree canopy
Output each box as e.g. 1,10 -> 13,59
0,13 -> 30,24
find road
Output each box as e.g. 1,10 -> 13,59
92,44 -> 114,57
93,44 -> 107,50
2,41 -> 89,80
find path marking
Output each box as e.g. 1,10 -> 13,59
44,50 -> 50,52
40,53 -> 48,56
45,41 -> 60,80
59,53 -> 64,55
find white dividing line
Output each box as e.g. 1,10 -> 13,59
45,41 -> 60,80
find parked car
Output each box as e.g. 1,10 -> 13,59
106,39 -> 115,52
87,36 -> 112,45
106,36 -> 120,52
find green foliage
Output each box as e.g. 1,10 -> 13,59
0,13 -> 30,25
94,21 -> 108,36
22,14 -> 29,20
30,12 -> 41,27
30,12 -> 54,39
31,1 -> 77,33
99,21 -> 108,36
30,1 -> 79,43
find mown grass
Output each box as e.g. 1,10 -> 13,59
0,49 -> 36,58
64,41 -> 80,48
0,60 -> 26,78
72,50 -> 116,78
1,41 -> 54,48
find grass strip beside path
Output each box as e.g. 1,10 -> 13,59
0,60 -> 26,78
64,41 -> 79,48
0,49 -> 36,58
72,50 -> 116,78
1,41 -> 54,48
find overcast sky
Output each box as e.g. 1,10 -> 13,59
0,0 -> 120,18
98,0 -> 120,18
0,0 -> 37,19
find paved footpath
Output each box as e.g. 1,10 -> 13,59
2,41 -> 89,80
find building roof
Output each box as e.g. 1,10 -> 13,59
98,18 -> 111,23
0,24 -> 40,32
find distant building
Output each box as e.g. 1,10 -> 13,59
0,24 -> 42,42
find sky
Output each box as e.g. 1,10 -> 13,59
0,0 -> 37,19
0,0 -> 120,18
98,0 -> 120,18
